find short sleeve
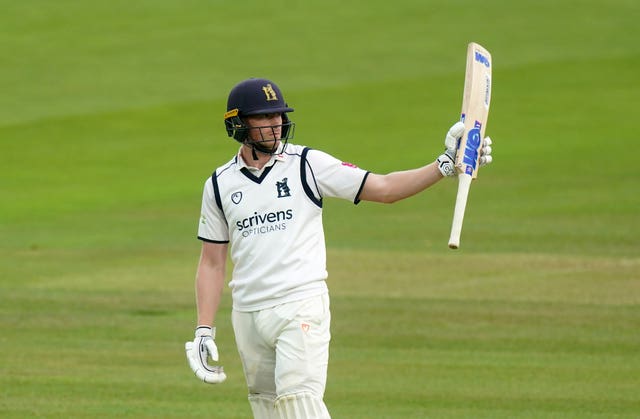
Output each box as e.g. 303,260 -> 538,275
197,177 -> 230,243
305,149 -> 369,204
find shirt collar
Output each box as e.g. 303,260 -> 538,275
236,144 -> 287,171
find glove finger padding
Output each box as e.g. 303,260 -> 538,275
479,136 -> 493,167
445,121 -> 465,153
203,338 -> 219,361
185,337 -> 227,384
438,121 -> 466,177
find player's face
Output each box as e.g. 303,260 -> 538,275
245,113 -> 283,148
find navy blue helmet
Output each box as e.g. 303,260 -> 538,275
223,78 -> 295,154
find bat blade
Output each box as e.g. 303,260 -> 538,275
448,42 -> 492,249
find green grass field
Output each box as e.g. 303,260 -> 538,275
1,1 -> 639,417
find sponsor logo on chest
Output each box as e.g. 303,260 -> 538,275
230,178 -> 295,238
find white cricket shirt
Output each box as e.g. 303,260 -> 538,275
197,143 -> 369,311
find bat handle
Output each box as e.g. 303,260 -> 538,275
448,173 -> 473,249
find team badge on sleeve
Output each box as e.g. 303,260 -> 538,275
341,162 -> 358,168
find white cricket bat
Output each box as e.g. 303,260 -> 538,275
448,42 -> 492,249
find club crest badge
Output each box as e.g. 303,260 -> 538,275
262,84 -> 278,101
276,178 -> 291,198
231,191 -> 242,204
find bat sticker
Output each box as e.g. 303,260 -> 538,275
462,121 -> 482,171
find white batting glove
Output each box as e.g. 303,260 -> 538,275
185,326 -> 227,384
437,122 -> 494,176
437,121 -> 465,177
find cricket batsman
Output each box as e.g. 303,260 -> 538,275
185,78 -> 493,418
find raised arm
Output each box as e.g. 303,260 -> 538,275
358,162 -> 444,203
358,122 -> 492,204
358,122 -> 459,204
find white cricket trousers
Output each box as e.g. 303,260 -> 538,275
232,293 -> 331,418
